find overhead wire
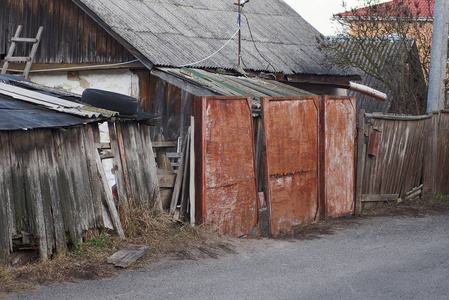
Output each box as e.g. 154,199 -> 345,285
5,59 -> 140,73
178,28 -> 240,68
242,12 -> 277,74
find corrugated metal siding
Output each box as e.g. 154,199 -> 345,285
0,0 -> 135,63
75,0 -> 348,75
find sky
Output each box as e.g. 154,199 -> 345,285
283,0 -> 390,35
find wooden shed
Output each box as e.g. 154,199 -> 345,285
0,75 -> 160,264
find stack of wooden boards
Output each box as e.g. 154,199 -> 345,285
154,117 -> 195,225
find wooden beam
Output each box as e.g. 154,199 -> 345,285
152,141 -> 177,148
365,113 -> 432,121
95,149 -> 125,238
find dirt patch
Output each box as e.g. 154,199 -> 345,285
361,196 -> 449,218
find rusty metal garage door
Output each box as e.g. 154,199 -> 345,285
321,96 -> 356,218
194,96 -> 259,237
261,97 -> 320,237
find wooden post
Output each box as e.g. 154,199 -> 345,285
355,109 -> 366,216
189,117 -> 196,226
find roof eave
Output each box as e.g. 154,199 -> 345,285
71,0 -> 155,70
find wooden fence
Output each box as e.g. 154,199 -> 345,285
356,111 -> 449,212
0,121 -> 160,264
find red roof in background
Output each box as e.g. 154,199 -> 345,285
336,0 -> 434,18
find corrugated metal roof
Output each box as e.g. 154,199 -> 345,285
158,67 -> 313,101
74,0 -> 351,76
0,76 -> 157,130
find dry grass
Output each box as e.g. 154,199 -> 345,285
0,207 -> 236,297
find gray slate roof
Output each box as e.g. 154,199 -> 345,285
73,0 -> 347,76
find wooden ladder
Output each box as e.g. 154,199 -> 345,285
1,25 -> 44,78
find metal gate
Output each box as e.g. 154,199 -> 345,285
262,97 -> 320,237
194,96 -> 259,237
321,96 -> 356,219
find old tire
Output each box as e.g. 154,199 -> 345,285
81,89 -> 138,115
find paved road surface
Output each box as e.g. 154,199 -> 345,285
8,215 -> 449,300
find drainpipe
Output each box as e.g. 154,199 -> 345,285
348,81 -> 387,101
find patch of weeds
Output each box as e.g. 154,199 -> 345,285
435,193 -> 449,203
72,234 -> 114,259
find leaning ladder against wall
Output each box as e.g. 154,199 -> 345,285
1,25 -> 44,78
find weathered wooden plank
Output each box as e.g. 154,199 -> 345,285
361,194 -> 399,202
136,123 -> 161,210
41,129 -> 67,254
152,141 -> 178,148
158,174 -> 176,188
34,129 -> 57,257
84,125 -> 108,229
123,123 -> 146,207
27,131 -> 48,261
170,134 -> 188,215
95,146 -> 125,238
54,130 -> 83,244
109,122 -> 129,214
179,127 -> 191,219
189,116 -> 196,226
365,113 -> 432,121
0,132 -> 12,264
115,122 -> 134,209
107,244 -> 150,268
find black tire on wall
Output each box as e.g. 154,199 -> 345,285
81,89 -> 139,115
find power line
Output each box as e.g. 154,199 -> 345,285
242,12 -> 276,74
178,28 -> 240,68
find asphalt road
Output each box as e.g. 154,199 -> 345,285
8,215 -> 449,300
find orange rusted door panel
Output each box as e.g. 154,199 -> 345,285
261,97 -> 320,237
194,96 -> 259,237
322,96 -> 356,218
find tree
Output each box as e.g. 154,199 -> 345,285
319,0 -> 434,114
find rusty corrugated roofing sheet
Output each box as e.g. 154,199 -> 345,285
157,68 -> 313,100
73,0 -> 352,76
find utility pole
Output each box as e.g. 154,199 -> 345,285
427,0 -> 449,112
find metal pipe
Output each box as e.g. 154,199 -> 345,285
348,81 -> 387,101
